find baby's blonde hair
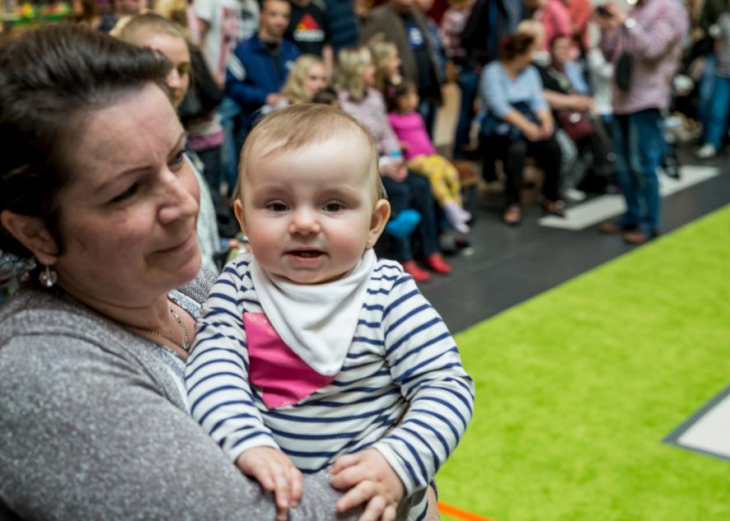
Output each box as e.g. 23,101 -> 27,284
238,103 -> 386,201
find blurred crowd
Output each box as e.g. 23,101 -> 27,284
9,0 -> 723,284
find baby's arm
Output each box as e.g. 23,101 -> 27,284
185,257 -> 302,517
352,270 -> 475,506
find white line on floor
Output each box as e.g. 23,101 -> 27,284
539,166 -> 721,231
678,392 -> 730,460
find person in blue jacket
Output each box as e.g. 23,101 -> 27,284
226,0 -> 300,143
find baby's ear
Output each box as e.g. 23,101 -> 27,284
366,199 -> 391,249
233,199 -> 248,235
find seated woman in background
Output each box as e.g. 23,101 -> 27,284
0,25 -> 362,520
260,54 -> 330,116
540,33 -> 614,201
335,46 -> 452,282
368,33 -> 403,99
479,32 -> 564,226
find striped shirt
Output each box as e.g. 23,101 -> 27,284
186,253 -> 475,518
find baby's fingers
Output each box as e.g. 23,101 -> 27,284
358,494 -> 387,521
380,504 -> 397,521
290,466 -> 303,507
330,452 -> 360,475
336,479 -> 377,514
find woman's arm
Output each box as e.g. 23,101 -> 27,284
0,335 -> 359,520
543,89 -> 594,112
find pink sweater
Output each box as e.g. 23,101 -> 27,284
387,111 -> 435,161
600,0 -> 688,115
539,0 -> 572,51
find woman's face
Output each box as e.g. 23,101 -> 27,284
52,84 -> 201,308
303,62 -> 328,99
385,51 -> 401,79
143,33 -> 190,108
362,63 -> 376,87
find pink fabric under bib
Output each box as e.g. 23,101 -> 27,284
244,312 -> 336,409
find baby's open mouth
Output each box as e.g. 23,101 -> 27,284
288,250 -> 324,258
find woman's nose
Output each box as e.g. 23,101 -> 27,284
158,166 -> 199,224
167,69 -> 182,92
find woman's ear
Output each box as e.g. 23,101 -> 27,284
0,210 -> 59,266
366,199 -> 391,250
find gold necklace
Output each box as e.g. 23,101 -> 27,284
127,303 -> 191,353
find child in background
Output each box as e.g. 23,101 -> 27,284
186,104 -> 474,521
388,82 -> 472,233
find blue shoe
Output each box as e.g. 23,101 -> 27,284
386,209 -> 421,239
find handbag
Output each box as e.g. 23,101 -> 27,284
557,110 -> 594,143
615,50 -> 633,92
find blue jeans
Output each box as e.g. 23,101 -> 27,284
698,53 -> 715,138
611,109 -> 665,234
704,75 -> 730,149
381,172 -> 440,262
218,96 -> 242,192
453,68 -> 478,159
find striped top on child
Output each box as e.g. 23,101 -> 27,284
185,252 -> 474,518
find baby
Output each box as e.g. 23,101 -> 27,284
186,104 -> 474,520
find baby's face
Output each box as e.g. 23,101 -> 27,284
237,135 -> 389,285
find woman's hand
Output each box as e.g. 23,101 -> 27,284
522,122 -> 544,142
330,449 -> 405,521
381,162 -> 408,182
236,447 -> 303,521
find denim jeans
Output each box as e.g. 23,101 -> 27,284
611,109 -> 665,234
698,53 -> 715,139
381,172 -> 440,262
704,75 -> 730,149
453,68 -> 478,159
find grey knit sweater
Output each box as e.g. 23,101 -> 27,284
0,273 -> 360,520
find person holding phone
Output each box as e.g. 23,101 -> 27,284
594,0 -> 688,245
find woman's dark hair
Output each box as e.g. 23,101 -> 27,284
384,81 -> 416,113
0,24 -> 171,258
499,33 -> 536,62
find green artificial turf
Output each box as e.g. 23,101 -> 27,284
437,204 -> 730,520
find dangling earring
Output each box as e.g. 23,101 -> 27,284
38,264 -> 57,288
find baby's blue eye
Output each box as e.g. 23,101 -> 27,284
268,202 -> 289,212
323,202 -> 344,212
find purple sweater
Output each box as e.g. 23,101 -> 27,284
387,111 -> 435,161
600,0 -> 688,115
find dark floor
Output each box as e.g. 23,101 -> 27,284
421,154 -> 730,334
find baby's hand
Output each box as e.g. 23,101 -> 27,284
236,446 -> 303,521
329,449 -> 405,521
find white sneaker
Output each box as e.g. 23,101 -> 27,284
563,188 -> 587,202
696,144 -> 717,159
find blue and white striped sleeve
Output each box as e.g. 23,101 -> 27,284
185,259 -> 279,463
372,272 -> 475,496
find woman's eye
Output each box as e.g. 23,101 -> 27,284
323,202 -> 344,212
110,184 -> 139,204
171,149 -> 186,168
267,202 -> 289,212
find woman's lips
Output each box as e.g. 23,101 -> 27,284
157,232 -> 196,254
